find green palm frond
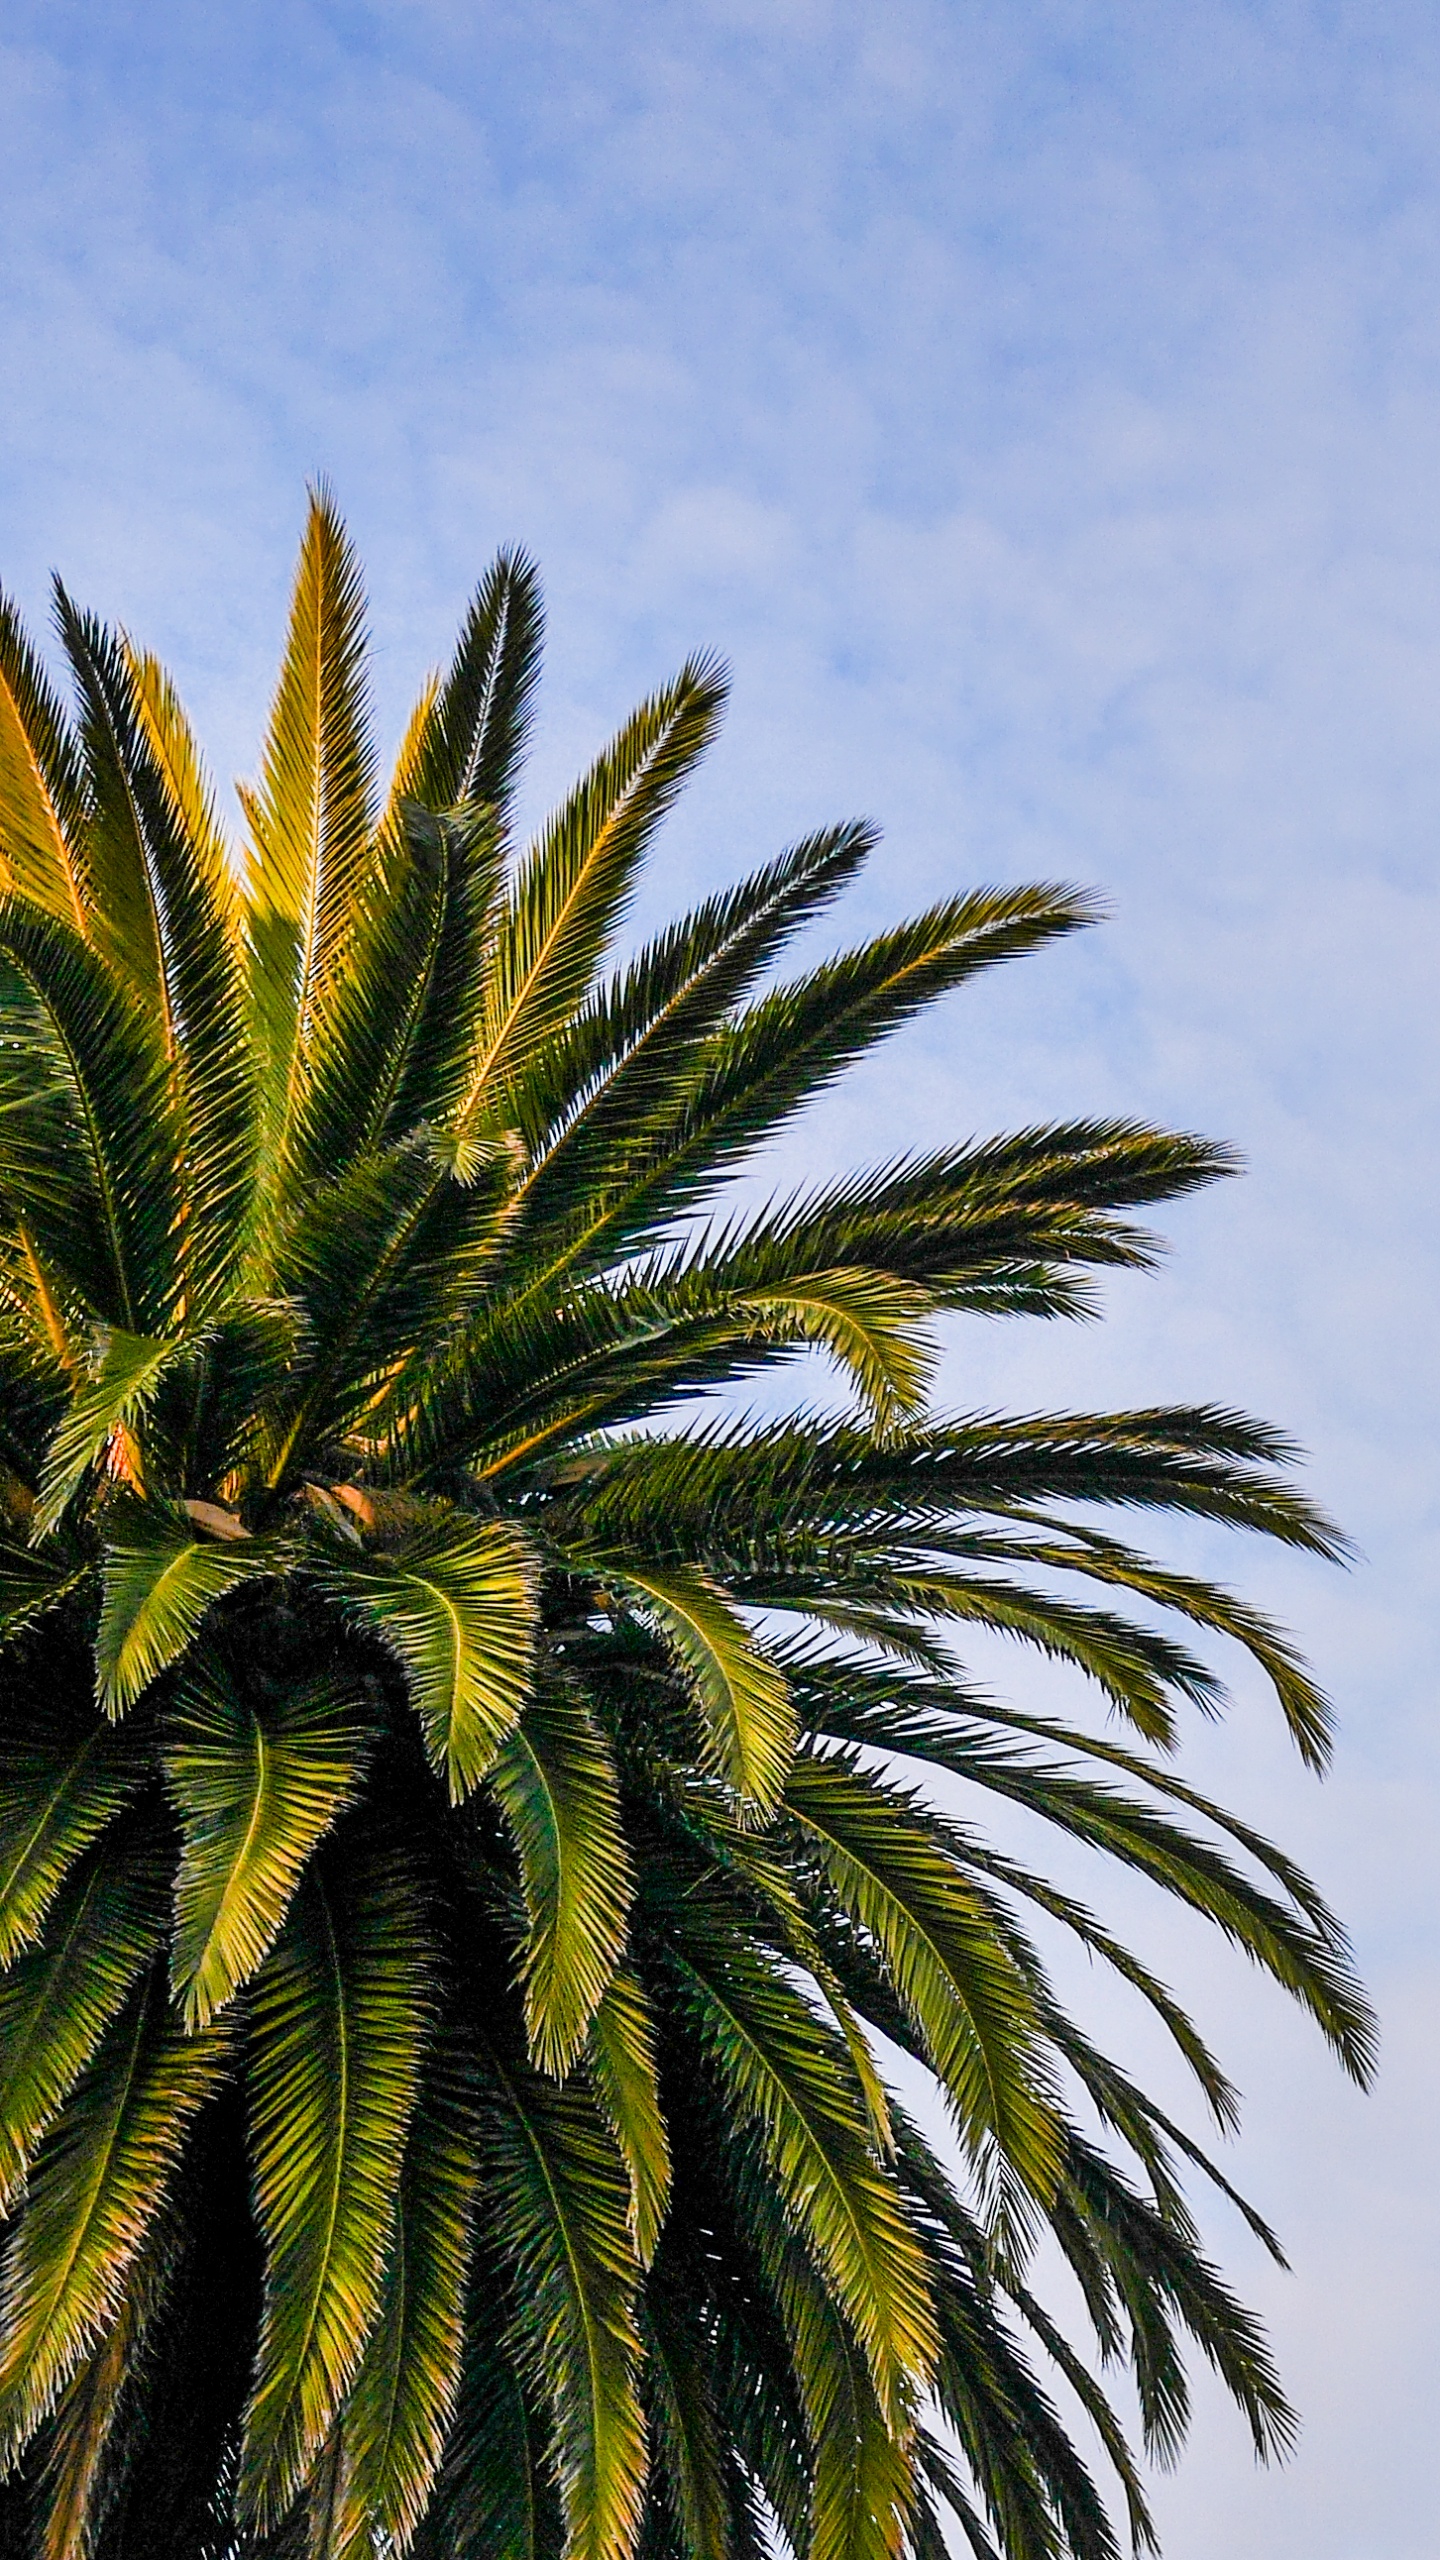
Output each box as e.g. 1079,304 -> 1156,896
299,800 -> 508,1184
34,2180 -> 184,2560
240,1831 -> 435,2532
410,2277 -> 561,2560
459,656 -> 726,1130
0,900 -> 183,1335
0,1818 -> 167,2212
493,821 -> 875,1255
336,2037 -> 480,2555
721,1266 -> 937,1432
321,1515 -> 538,1802
35,1332 -> 188,1535
661,1889 -> 936,2425
0,1700 -> 148,1967
122,641 -> 239,925
783,1750 -> 1062,2207
638,2284 -> 731,2560
737,2170 -> 916,2560
163,1662 -> 370,2028
598,1560 -> 794,1814
489,1682 -> 634,2078
0,1976 -> 231,2470
50,603 -> 256,1308
475,2032 -> 648,2560
0,1538 -> 85,1645
586,1969 -> 672,2267
400,546 -> 544,822
240,485 -> 376,1178
0,588 -> 88,930
95,1510 -> 277,1717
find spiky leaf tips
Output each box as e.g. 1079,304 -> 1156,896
0,493 -> 1367,2560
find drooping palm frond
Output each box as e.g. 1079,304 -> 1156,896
0,500 -> 1369,2560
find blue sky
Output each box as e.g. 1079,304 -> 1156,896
1,4 -> 1436,2552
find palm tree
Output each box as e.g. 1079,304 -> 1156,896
0,490 -> 1369,2560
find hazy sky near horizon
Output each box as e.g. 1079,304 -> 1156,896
1,5 -> 1436,2554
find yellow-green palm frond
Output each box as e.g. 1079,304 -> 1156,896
0,588 -> 88,931
163,1662 -> 371,2028
239,1832 -> 436,2532
489,1683 -> 634,2080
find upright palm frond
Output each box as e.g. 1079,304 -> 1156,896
0,501 -> 1368,2560
240,485 -> 376,1192
0,594 -> 87,931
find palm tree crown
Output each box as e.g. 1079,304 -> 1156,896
0,492 -> 1370,2560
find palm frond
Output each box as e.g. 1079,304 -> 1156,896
0,586 -> 88,929
491,822 -> 876,1268
783,1749 -> 1063,2208
95,1509 -> 277,1717
239,1830 -> 435,2533
336,2036 -> 480,2555
321,1515 -> 538,1803
409,2273 -> 561,2560
56,605 -> 257,1310
637,2285 -> 731,2560
400,546 -> 544,821
122,640 -> 239,926
295,800 -> 508,1188
240,486 -> 376,1175
660,1888 -> 936,2426
35,1331 -> 188,1535
586,1969 -> 672,2267
599,1561 -> 794,1816
52,603 -> 256,1310
35,2177 -> 185,2560
474,2029 -> 648,2560
0,1699 -> 148,1967
0,1536 -> 86,1644
0,1815 -> 167,2213
459,657 -> 727,1130
489,1682 -> 634,2080
0,1975 -> 231,2470
736,2168 -> 915,2560
0,899 -> 183,1334
163,1661 -> 371,2028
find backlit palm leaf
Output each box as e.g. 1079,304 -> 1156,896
600,1559 -> 794,1814
0,901 -> 183,1335
0,1977 -> 231,2465
163,1663 -> 370,2028
324,1515 -> 538,1803
663,1892 -> 937,2425
460,658 -> 726,1130
95,1511 -> 276,1717
401,545 -> 544,823
475,2033 -> 648,2560
490,1683 -> 634,2080
336,2038 -> 480,2554
0,1819 -> 167,2213
240,1833 -> 435,2531
586,1969 -> 671,2267
0,589 -> 88,930
51,605 -> 255,1311
0,1703 -> 148,1967
783,1751 -> 1062,2205
240,485 -> 376,1182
